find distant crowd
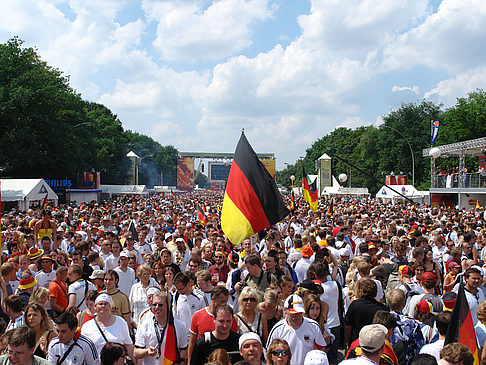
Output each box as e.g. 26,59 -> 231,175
0,192 -> 485,365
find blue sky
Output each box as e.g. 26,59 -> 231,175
1,0 -> 486,171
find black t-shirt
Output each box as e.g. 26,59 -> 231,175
345,297 -> 387,343
190,331 -> 242,365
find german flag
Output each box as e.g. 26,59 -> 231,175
42,193 -> 48,210
327,199 -> 334,216
302,166 -> 318,212
197,204 -> 209,226
445,282 -> 479,364
163,310 -> 180,364
290,190 -> 296,211
221,132 -> 289,245
477,201 -> 481,210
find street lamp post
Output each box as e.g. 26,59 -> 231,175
379,125 -> 415,186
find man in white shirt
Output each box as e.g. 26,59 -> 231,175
47,312 -> 98,365
67,264 -> 96,312
172,272 -> 205,341
267,294 -> 328,365
114,252 -> 136,297
5,295 -> 24,332
294,245 -> 314,283
134,291 -> 188,365
453,267 -> 485,326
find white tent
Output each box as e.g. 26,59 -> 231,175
100,184 -> 148,198
1,179 -> 58,211
376,184 -> 429,204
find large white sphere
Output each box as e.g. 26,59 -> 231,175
339,173 -> 348,183
429,147 -> 441,159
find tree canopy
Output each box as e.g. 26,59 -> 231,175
0,37 -> 178,188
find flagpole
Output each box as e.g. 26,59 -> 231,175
329,152 -> 415,203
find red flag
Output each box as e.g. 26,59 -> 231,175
445,282 -> 479,364
42,193 -> 48,210
302,166 -> 318,212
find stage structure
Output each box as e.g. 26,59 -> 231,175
423,136 -> 486,209
177,152 -> 276,191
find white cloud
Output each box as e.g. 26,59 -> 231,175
144,0 -> 276,61
383,0 -> 486,73
424,65 -> 486,106
392,85 -> 419,94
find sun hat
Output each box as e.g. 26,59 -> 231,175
28,247 -> 44,260
301,245 -> 314,258
18,276 -> 37,290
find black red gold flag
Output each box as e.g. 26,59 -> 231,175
221,132 -> 289,245
197,204 -> 209,226
445,282 -> 479,364
302,166 -> 318,212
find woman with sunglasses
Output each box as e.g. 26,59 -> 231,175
236,287 -> 268,343
266,338 -> 291,365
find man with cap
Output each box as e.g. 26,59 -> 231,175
240,332 -> 265,365
294,245 -> 314,283
89,270 -> 105,292
396,265 -> 423,314
419,311 -> 451,361
34,255 -> 56,290
339,324 -> 388,364
122,234 -> 144,265
138,287 -> 160,325
114,251 -> 136,297
267,294 -> 328,365
405,271 -> 443,317
173,237 -> 191,272
305,350 -> 329,365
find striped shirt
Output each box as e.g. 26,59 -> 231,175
47,334 -> 98,365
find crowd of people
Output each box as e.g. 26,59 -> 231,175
0,191 -> 485,365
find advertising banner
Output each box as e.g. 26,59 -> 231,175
431,120 -> 440,145
259,158 -> 276,179
319,158 -> 332,189
177,157 -> 194,190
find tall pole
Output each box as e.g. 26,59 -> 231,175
380,125 -> 415,186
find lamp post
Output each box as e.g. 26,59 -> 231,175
379,125 -> 415,186
290,175 -> 295,187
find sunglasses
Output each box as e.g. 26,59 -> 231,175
242,297 -> 257,303
151,303 -> 164,307
271,350 -> 288,356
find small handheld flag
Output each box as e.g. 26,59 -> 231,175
302,166 -> 318,212
196,204 -> 209,226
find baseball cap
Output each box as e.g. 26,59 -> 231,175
146,287 -> 161,296
339,247 -> 351,257
284,294 -> 305,313
446,260 -> 461,270
416,300 -> 437,315
299,279 -> 323,294
442,292 -> 457,312
165,232 -> 172,240
304,350 -> 329,365
359,324 -> 388,352
119,252 -> 130,258
238,332 -> 262,350
336,232 -> 345,239
398,265 -> 414,276
420,271 -> 437,283
89,270 -> 105,280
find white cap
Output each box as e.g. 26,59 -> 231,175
175,238 -> 185,243
339,247 -> 351,257
238,332 -> 262,350
304,350 -> 329,365
95,293 -> 111,304
146,287 -> 161,296
165,233 -> 172,240
284,294 -> 305,313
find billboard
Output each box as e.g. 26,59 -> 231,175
260,158 -> 276,179
177,157 -> 194,190
80,172 -> 100,189
319,158 -> 332,189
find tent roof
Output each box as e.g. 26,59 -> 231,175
100,185 -> 148,195
1,179 -> 58,202
376,185 -> 426,198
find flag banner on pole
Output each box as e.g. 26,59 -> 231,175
302,166 -> 318,212
221,132 -> 290,245
42,192 -> 48,210
128,220 -> 139,243
327,199 -> 334,216
197,204 -> 209,226
445,282 -> 479,365
431,119 -> 440,145
164,310 -> 180,364
290,190 -> 296,211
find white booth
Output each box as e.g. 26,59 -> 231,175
1,179 -> 58,211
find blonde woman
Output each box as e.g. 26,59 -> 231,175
236,287 -> 268,343
25,302 -> 57,358
28,287 -> 50,306
258,288 -> 283,332
266,338 -> 291,365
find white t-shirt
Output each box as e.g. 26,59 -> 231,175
320,281 -> 340,328
35,270 -> 56,289
104,254 -> 120,271
135,316 -> 189,365
114,267 -> 136,297
267,317 -> 327,365
294,258 -> 312,283
47,334 -> 99,365
68,279 -> 97,311
172,291 -> 205,339
419,339 -> 445,361
81,316 -> 133,356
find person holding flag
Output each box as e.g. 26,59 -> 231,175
134,291 -> 188,365
302,166 -> 318,212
